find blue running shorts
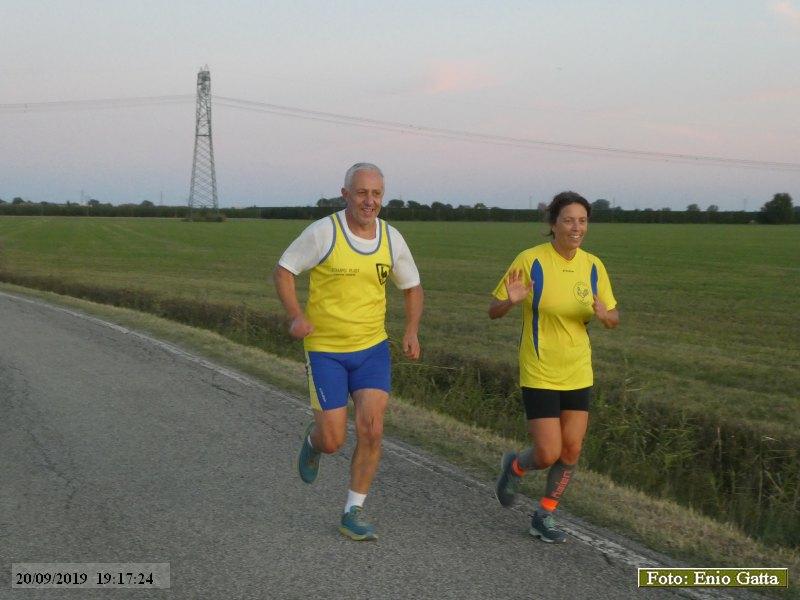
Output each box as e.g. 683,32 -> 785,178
305,340 -> 391,411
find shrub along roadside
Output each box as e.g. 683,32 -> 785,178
1,269 -> 797,549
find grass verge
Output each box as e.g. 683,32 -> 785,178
2,280 -> 797,598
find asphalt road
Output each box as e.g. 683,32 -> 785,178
0,291 -> 759,599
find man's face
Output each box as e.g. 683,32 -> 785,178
342,169 -> 384,231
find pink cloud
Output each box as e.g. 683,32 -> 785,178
421,60 -> 498,94
771,1 -> 800,26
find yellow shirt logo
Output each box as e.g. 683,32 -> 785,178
573,281 -> 591,305
376,263 -> 390,285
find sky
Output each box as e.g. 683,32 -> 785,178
1,0 -> 798,210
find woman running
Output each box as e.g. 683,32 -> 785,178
490,191 -> 619,543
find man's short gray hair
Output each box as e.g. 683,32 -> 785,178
344,162 -> 384,189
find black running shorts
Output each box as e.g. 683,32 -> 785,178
521,386 -> 592,420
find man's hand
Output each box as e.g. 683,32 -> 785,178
289,315 -> 314,339
402,331 -> 421,360
401,285 -> 423,360
274,266 -> 314,340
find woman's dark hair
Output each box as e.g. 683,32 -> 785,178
546,191 -> 591,237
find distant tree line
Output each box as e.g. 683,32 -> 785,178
264,193 -> 796,224
1,193 -> 795,224
0,198 -> 261,219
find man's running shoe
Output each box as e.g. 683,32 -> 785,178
339,506 -> 378,541
297,422 -> 320,484
529,511 -> 567,543
495,451 -> 521,507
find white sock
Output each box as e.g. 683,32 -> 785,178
344,490 -> 367,514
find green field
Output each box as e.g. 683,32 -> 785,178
1,216 -> 798,546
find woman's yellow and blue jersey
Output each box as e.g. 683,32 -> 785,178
304,213 -> 393,353
492,242 -> 617,390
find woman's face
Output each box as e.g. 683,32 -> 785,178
551,202 -> 588,252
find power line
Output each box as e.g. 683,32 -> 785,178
2,93 -> 799,172
0,95 -> 193,113
214,96 -> 800,172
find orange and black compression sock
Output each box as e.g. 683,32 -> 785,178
538,459 -> 576,514
516,447 -> 537,471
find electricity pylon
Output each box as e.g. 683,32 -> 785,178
188,66 -> 218,217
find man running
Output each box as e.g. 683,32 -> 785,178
274,162 -> 423,541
